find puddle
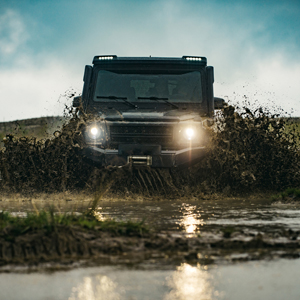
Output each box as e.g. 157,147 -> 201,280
1,195 -> 300,299
3,197 -> 300,235
93,198 -> 300,234
1,259 -> 300,300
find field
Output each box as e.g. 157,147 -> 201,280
0,116 -> 65,147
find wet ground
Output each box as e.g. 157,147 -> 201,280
96,197 -> 300,234
4,259 -> 300,300
4,194 -> 300,233
1,195 -> 300,299
1,102 -> 300,299
1,259 -> 300,300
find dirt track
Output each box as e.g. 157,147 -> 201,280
1,223 -> 300,267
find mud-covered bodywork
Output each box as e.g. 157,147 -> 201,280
74,55 -> 220,167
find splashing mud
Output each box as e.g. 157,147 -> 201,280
0,115 -> 93,192
0,105 -> 299,196
193,106 -> 300,192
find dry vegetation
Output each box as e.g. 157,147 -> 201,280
0,116 -> 64,145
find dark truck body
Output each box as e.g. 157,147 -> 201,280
74,55 -> 223,168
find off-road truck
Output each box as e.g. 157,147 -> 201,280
73,55 -> 224,168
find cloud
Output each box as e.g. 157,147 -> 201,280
0,56 -> 81,121
0,9 -> 29,56
0,0 -> 299,121
215,53 -> 300,115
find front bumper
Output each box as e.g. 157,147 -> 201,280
83,146 -> 207,168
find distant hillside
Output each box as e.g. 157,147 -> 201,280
0,116 -> 66,141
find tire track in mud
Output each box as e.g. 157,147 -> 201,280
1,226 -> 300,266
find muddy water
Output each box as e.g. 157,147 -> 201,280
1,196 -> 300,299
1,259 -> 300,299
3,196 -> 300,234
95,198 -> 300,234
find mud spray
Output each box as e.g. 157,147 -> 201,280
0,105 -> 299,197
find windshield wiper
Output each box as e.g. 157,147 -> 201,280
97,96 -> 137,108
137,97 -> 179,109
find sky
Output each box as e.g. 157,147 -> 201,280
0,0 -> 299,121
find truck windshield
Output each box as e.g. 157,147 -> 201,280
93,70 -> 203,103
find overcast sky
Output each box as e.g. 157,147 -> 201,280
0,0 -> 299,121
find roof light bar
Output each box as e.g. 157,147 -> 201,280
97,55 -> 117,60
183,56 -> 203,61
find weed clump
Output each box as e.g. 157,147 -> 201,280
0,210 -> 149,265
0,210 -> 149,239
271,188 -> 300,203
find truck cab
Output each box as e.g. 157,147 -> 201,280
74,55 -> 223,167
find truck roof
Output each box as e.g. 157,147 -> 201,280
92,55 -> 208,73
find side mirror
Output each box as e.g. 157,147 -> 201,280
214,97 -> 225,109
73,96 -> 82,108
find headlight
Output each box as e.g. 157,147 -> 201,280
184,127 -> 195,140
177,124 -> 204,145
86,125 -> 104,140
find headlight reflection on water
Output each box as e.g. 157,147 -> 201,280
164,263 -> 215,300
68,275 -> 121,300
181,215 -> 203,234
179,204 -> 205,236
68,265 -> 218,300
93,207 -> 106,221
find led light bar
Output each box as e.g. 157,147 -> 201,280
182,56 -> 203,61
97,55 -> 117,60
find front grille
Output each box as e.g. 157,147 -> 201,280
110,124 -> 173,145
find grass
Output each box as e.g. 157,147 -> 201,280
0,209 -> 149,238
0,180 -> 149,240
271,188 -> 300,202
